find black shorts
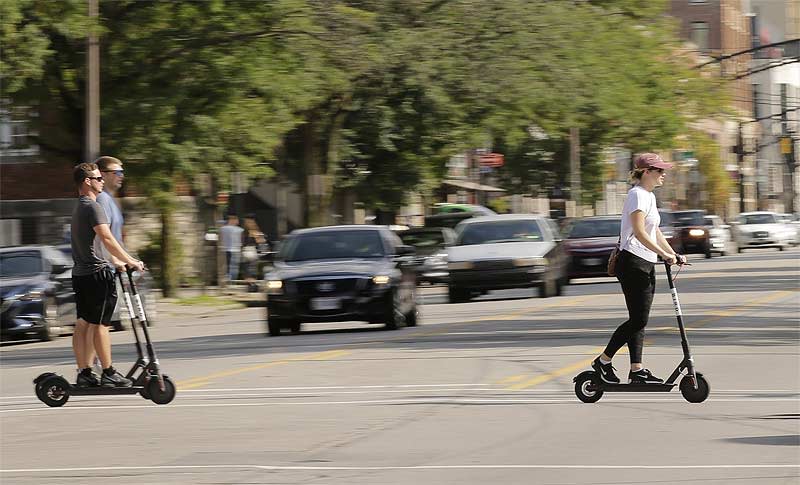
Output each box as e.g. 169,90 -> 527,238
73,268 -> 117,325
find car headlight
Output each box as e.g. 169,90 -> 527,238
266,280 -> 283,295
372,275 -> 391,285
448,261 -> 474,270
513,257 -> 547,267
689,229 -> 706,237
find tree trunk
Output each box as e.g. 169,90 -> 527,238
305,119 -> 327,227
160,206 -> 179,297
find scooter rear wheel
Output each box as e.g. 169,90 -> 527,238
38,376 -> 70,407
146,375 -> 176,405
574,371 -> 604,403
680,374 -> 709,403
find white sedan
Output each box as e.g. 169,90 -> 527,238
733,212 -> 792,252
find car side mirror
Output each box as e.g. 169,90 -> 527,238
51,263 -> 69,275
395,244 -> 415,257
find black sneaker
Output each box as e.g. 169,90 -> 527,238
101,368 -> 133,388
76,369 -> 101,387
629,368 -> 664,384
592,357 -> 620,384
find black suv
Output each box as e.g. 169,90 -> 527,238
264,225 -> 418,336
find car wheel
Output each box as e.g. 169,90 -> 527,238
289,321 -> 302,334
448,286 -> 470,303
704,247 -> 712,259
737,245 -> 744,253
266,318 -> 283,336
383,292 -> 401,330
779,244 -> 786,251
405,306 -> 419,327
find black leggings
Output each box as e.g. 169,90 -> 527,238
603,250 -> 656,363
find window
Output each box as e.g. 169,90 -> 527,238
0,101 -> 40,161
689,0 -> 708,4
690,21 -> 710,53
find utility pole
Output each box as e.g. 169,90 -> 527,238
737,122 -> 746,214
85,0 -> 100,162
570,127 -> 581,211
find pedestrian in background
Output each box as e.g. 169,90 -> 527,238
592,153 -> 686,385
220,215 -> 244,282
242,216 -> 266,290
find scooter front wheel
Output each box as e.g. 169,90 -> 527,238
574,371 -> 604,403
147,375 -> 176,405
680,373 -> 709,403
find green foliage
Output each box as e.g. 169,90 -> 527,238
5,0 -> 731,232
689,131 -> 733,216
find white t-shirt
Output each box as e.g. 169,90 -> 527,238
619,185 -> 660,263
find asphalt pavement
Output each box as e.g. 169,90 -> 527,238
1,248 -> 798,484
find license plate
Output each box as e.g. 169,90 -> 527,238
583,257 -> 603,266
310,297 -> 341,311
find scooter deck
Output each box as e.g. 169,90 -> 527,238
599,382 -> 676,392
68,385 -> 144,396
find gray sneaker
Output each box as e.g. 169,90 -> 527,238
101,368 -> 133,388
76,369 -> 101,387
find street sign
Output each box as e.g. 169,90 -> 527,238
780,137 -> 791,155
479,153 -> 504,168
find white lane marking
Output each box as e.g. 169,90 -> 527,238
3,397 -> 799,414
1,464 -> 798,473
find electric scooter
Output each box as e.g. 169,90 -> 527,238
574,261 -> 710,404
33,268 -> 176,407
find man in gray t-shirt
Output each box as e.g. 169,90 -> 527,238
70,162 -> 144,388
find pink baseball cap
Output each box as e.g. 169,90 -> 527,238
634,153 -> 673,170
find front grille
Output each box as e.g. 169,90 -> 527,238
753,231 -> 769,238
293,278 -> 363,297
472,260 -> 515,271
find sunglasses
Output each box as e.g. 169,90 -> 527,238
101,170 -> 124,176
86,176 -> 104,181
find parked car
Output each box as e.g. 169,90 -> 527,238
1,246 -> 75,341
672,210 -> 714,258
658,210 -> 683,254
397,226 -> 456,285
446,214 -> 568,302
562,216 -> 620,281
263,225 -> 418,336
703,215 -> 735,256
732,211 -> 792,252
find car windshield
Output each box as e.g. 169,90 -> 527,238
741,214 -> 776,225
568,219 -> 620,239
400,231 -> 445,255
704,217 -> 714,226
659,211 -> 674,227
280,230 -> 386,262
673,212 -> 705,227
457,220 -> 544,245
0,252 -> 43,277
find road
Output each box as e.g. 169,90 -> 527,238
1,249 -> 799,484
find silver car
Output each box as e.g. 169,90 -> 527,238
446,214 -> 568,302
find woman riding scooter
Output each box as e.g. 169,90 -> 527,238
592,153 -> 686,385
